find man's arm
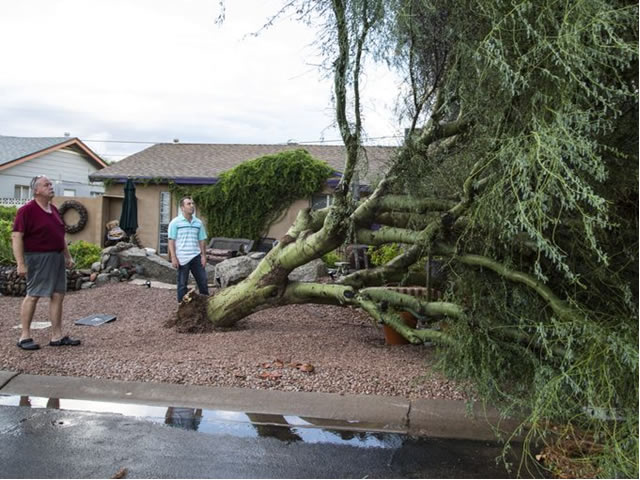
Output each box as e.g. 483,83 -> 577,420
199,240 -> 207,268
63,242 -> 75,269
168,239 -> 178,268
11,232 -> 26,276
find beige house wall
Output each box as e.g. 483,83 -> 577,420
103,183 -> 177,252
266,198 -> 310,239
265,185 -> 334,239
65,183 -> 331,253
61,196 -> 105,247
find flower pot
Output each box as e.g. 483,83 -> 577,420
383,311 -> 418,345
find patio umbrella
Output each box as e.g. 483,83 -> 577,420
119,178 -> 138,236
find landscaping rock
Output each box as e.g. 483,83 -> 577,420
289,258 -> 328,283
96,273 -> 110,286
111,242 -> 135,253
214,256 -> 260,288
116,247 -> 176,284
0,267 -> 27,297
105,255 -> 120,270
91,261 -> 102,272
80,281 -> 95,289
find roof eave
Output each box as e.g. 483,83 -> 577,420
88,175 -> 219,185
0,137 -> 108,172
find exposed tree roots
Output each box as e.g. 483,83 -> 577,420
164,290 -> 213,333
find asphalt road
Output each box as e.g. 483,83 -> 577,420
0,404 -> 525,479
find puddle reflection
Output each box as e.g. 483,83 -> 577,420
0,395 -> 402,448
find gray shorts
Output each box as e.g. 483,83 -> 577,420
25,251 -> 67,297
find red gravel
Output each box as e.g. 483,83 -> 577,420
0,282 -> 468,400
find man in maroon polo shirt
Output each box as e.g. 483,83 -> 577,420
12,175 -> 80,350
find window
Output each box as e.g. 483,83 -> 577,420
90,191 -> 103,197
311,193 -> 333,210
14,185 -> 30,199
63,189 -> 76,197
158,191 -> 171,254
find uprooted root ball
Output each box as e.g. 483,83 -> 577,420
164,290 -> 213,333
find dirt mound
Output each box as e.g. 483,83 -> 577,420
163,289 -> 214,333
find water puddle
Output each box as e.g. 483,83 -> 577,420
0,394 -> 403,448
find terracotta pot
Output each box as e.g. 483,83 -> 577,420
383,311 -> 418,345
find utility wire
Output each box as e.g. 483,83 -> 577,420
79,135 -> 403,145
0,172 -> 103,187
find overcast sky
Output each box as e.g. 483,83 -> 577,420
0,0 -> 403,161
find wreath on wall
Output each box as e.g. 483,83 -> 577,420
58,200 -> 88,234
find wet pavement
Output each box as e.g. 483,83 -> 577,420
0,371 -> 545,478
0,394 -> 531,478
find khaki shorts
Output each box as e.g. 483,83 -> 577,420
25,251 -> 66,297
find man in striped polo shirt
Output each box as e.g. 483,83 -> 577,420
168,197 -> 210,302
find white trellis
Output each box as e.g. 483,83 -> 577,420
0,198 -> 28,207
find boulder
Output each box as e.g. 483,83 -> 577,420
115,247 -> 177,284
91,261 -> 102,272
289,258 -> 328,283
105,255 -> 120,271
96,273 -> 110,286
111,242 -> 135,253
214,256 -> 260,288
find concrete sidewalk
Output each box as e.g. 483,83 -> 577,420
0,369 -> 520,441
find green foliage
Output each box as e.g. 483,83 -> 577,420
219,1 -> 637,476
174,149 -> 334,241
0,206 -> 17,222
360,0 -> 638,476
68,241 -> 101,269
0,208 -> 17,265
0,220 -> 14,265
321,250 -> 342,267
367,243 -> 401,266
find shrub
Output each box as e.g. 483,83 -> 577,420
68,240 -> 101,269
0,220 -> 14,265
368,243 -> 402,266
0,206 -> 17,222
173,149 -> 334,241
322,250 -> 342,267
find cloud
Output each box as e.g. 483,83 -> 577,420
0,0 -> 402,160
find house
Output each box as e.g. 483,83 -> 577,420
0,135 -> 107,205
89,143 -> 397,254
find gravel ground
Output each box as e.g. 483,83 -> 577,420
0,282 -> 469,400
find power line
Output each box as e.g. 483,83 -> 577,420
81,139 -> 158,145
0,172 -> 103,187
80,135 -> 404,146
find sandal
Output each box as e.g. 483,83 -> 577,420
49,336 -> 81,347
17,338 -> 40,350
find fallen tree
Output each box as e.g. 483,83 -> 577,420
180,0 -> 638,476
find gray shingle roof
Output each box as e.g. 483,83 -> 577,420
89,143 -> 397,184
0,135 -> 72,166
